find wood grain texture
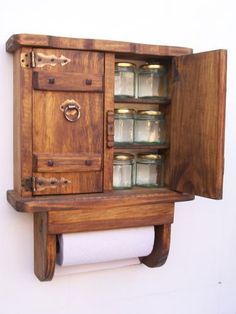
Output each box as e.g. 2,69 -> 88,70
6,34 -> 193,56
141,224 -> 171,267
7,188 -> 194,213
33,91 -> 104,195
13,48 -> 33,197
33,153 -> 102,172
33,71 -> 104,92
34,212 -> 56,281
169,50 -> 227,199
48,203 -> 174,234
103,53 -> 115,191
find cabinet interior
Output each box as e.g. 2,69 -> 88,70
114,54 -> 173,190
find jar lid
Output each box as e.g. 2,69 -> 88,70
137,110 -> 163,116
114,153 -> 134,161
115,108 -> 136,114
140,63 -> 165,70
115,62 -> 136,68
137,153 -> 162,160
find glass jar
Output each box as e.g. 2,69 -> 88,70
113,153 -> 134,189
134,110 -> 166,144
115,62 -> 136,98
135,153 -> 164,187
138,63 -> 168,100
114,109 -> 135,144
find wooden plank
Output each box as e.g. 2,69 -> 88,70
13,48 -> 33,196
7,188 -> 194,213
169,50 -> 227,199
33,153 -> 102,172
47,203 -> 174,234
103,53 -> 115,191
141,224 -> 171,267
33,71 -> 104,92
6,34 -> 193,56
34,212 -> 56,281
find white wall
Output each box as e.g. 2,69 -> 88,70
0,0 -> 235,313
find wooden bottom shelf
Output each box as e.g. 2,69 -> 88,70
7,188 -> 194,213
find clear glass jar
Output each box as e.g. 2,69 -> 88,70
138,63 -> 168,100
115,62 -> 136,98
134,110 -> 166,144
113,153 -> 134,189
114,109 -> 135,144
135,153 -> 164,187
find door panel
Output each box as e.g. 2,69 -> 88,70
33,91 -> 104,195
169,50 -> 227,199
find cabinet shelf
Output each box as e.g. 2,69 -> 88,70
7,188 -> 194,214
114,143 -> 169,151
114,96 -> 170,105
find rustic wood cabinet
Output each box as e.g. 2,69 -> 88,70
6,34 -> 227,281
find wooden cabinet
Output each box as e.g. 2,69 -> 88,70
6,34 -> 227,281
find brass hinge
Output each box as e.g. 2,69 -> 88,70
20,51 -> 71,68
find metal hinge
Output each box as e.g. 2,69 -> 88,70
20,51 -> 71,68
22,176 -> 71,192
21,176 -> 36,192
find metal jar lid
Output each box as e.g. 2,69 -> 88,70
136,110 -> 163,116
140,63 -> 165,70
115,62 -> 136,69
137,153 -> 162,160
115,108 -> 136,115
114,153 -> 134,161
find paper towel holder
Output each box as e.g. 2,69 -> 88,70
6,33 -> 226,281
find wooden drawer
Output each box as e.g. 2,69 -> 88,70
33,153 -> 102,172
32,71 -> 104,92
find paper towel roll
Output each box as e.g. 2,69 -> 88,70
57,226 -> 154,266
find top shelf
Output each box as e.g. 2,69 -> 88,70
114,97 -> 171,105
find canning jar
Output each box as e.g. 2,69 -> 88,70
113,153 -> 134,189
115,62 -> 136,98
138,63 -> 168,100
135,153 -> 164,187
134,110 -> 166,144
114,109 -> 135,144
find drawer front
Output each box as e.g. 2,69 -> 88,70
32,71 -> 104,92
33,153 -> 102,172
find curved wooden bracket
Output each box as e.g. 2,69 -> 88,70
34,213 -> 56,281
140,224 -> 171,267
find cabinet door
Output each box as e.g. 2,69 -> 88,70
32,49 -> 104,195
169,50 -> 227,199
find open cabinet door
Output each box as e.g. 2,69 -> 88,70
169,50 -> 227,199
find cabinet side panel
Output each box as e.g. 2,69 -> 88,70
13,48 -> 33,196
103,53 -> 115,191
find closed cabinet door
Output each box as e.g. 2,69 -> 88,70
32,49 -> 104,195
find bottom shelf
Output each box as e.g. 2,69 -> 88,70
7,187 -> 194,213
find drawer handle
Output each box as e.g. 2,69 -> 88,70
60,99 -> 81,122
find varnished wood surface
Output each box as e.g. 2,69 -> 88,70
141,224 -> 171,267
7,188 -> 194,213
33,71 -> 104,92
48,203 -> 174,234
103,53 -> 115,191
6,34 -> 193,56
169,50 -> 227,199
34,212 -> 56,281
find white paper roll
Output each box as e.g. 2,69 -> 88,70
57,226 -> 154,266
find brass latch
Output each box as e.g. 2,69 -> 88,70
21,52 -> 71,68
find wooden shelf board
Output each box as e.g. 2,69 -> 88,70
114,143 -> 169,150
7,188 -> 194,214
114,97 -> 170,105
